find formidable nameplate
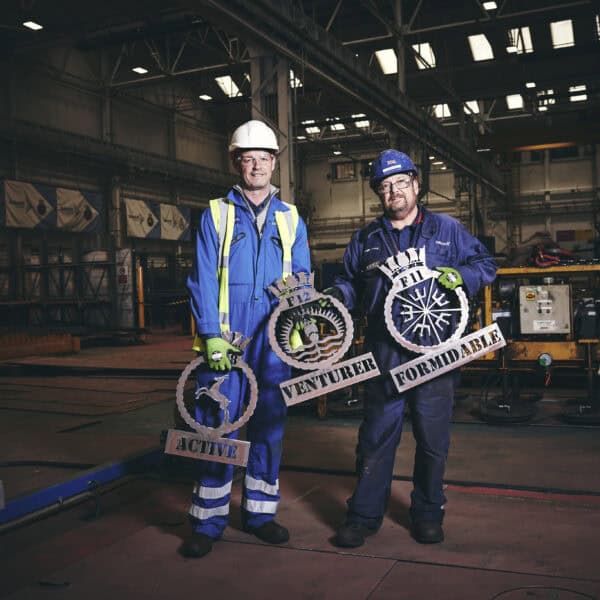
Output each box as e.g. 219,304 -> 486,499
164,429 -> 250,466
390,322 -> 506,393
281,352 -> 380,406
268,272 -> 381,406
164,331 -> 257,467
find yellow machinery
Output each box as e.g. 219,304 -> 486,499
471,263 -> 600,423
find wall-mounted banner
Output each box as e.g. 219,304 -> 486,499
268,272 -> 381,407
1,179 -> 103,232
124,197 -> 190,241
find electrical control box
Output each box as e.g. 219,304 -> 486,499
518,284 -> 571,334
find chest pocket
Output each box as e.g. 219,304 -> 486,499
425,241 -> 457,268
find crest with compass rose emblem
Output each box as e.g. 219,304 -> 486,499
380,248 -> 469,353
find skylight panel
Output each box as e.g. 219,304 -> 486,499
23,20 -> 43,30
330,123 -> 345,131
305,126 -> 320,134
468,34 -> 494,61
525,81 -> 536,88
550,20 -> 574,48
464,100 -> 480,114
537,89 -> 556,110
412,43 -> 436,69
483,2 -> 497,10
375,49 -> 398,74
355,120 -> 370,128
507,27 -> 533,54
506,94 -> 524,110
289,70 -> 303,89
569,84 -> 587,102
214,75 -> 241,98
433,104 -> 451,119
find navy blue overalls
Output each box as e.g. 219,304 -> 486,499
333,207 -> 497,528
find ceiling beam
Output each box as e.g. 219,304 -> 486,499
199,0 -> 506,194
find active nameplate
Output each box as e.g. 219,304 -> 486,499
164,331 -> 257,467
164,429 -> 250,466
268,272 -> 381,406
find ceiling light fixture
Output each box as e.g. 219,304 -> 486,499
198,94 -> 212,101
132,67 -> 148,74
23,20 -> 43,30
482,1 -> 497,10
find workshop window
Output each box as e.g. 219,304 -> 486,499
331,161 -> 356,181
550,146 -> 578,160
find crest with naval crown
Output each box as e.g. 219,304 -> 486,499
380,247 -> 470,353
268,271 -> 354,371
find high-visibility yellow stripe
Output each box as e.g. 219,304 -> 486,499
194,199 -> 298,349
217,201 -> 235,333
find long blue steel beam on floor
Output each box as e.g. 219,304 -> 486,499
0,448 -> 162,525
200,0 -> 506,196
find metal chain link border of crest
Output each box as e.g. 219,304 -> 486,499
175,353 -> 258,441
268,293 -> 354,371
383,267 -> 470,353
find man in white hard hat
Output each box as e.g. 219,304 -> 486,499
184,120 -> 311,557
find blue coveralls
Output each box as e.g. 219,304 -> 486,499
186,185 -> 310,539
333,207 -> 497,528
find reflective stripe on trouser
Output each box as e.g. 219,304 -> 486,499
347,370 -> 455,529
189,479 -> 233,538
188,311 -> 290,536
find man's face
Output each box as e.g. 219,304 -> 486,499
235,151 -> 276,192
377,172 -> 419,221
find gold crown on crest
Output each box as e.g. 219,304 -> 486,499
379,247 -> 427,280
268,271 -> 316,299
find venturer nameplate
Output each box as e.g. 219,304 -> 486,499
281,352 -> 380,406
268,272 -> 380,406
164,331 -> 257,467
390,322 -> 506,393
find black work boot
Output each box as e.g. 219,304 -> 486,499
245,521 -> 289,544
179,533 -> 214,558
411,520 -> 444,544
334,522 -> 377,548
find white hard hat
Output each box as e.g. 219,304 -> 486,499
229,120 -> 279,153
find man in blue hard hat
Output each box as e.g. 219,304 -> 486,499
325,149 -> 497,548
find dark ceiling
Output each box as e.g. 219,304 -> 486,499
2,0 -> 599,157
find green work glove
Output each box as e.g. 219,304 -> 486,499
290,324 -> 303,350
204,337 -> 241,371
320,286 -> 344,307
436,267 -> 463,291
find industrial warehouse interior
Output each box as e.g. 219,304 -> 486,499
1,0 -> 600,598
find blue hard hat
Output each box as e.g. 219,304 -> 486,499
370,149 -> 418,190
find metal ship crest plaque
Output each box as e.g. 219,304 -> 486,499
164,332 -> 258,466
380,248 -> 506,392
268,272 -> 380,406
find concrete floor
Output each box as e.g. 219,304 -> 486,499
1,332 -> 599,599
